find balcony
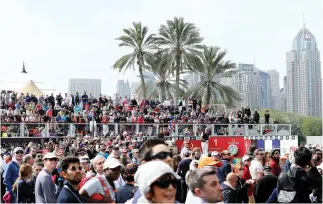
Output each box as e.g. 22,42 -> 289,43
0,122 -> 292,139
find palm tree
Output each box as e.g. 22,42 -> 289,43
190,46 -> 241,107
155,17 -> 203,103
113,22 -> 156,98
134,55 -> 188,101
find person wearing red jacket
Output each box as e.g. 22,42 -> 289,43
269,149 -> 281,177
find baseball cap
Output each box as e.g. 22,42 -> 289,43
211,151 -> 220,157
183,149 -> 190,156
103,158 -> 124,170
263,166 -> 272,171
13,147 -> 24,154
124,163 -> 138,175
198,157 -> 222,168
43,153 -> 58,160
135,161 -> 180,195
242,155 -> 251,163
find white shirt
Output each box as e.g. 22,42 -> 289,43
250,159 -> 263,179
114,175 -> 125,189
80,175 -> 115,201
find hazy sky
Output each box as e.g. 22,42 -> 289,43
0,0 -> 322,96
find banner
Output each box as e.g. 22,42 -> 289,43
208,136 -> 245,158
175,140 -> 201,151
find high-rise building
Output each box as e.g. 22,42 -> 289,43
258,70 -> 270,109
116,80 -> 131,99
68,78 -> 101,98
143,70 -> 156,84
131,81 -> 140,99
286,23 -> 322,117
232,64 -> 261,110
183,72 -> 201,87
268,70 -> 280,109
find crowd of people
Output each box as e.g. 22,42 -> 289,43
0,91 -> 274,138
0,135 -> 322,203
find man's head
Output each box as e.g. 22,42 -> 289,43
211,151 -> 221,161
61,156 -> 83,185
123,163 -> 138,183
43,153 -> 58,172
13,147 -> 24,161
79,156 -> 90,171
139,139 -> 172,167
33,162 -> 43,176
183,149 -> 190,158
294,147 -> 312,168
271,149 -> 280,160
263,166 -> 272,175
187,168 -> 223,203
221,150 -> 231,160
103,158 -> 124,182
192,147 -> 201,160
226,172 -> 238,187
254,149 -> 264,161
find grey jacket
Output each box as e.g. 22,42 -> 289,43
35,168 -> 57,203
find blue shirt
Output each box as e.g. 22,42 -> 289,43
57,181 -> 84,203
4,161 -> 20,193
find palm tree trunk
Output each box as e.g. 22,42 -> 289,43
202,86 -> 211,109
138,57 -> 147,99
175,56 -> 181,105
160,84 -> 166,102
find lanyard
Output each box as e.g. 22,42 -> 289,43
63,185 -> 84,203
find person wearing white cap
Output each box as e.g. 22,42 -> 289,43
134,160 -> 180,203
35,152 -> 58,203
3,147 -> 24,203
79,158 -> 124,202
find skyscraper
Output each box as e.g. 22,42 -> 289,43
232,64 -> 261,110
268,70 -> 280,109
286,23 -> 322,117
68,78 -> 101,98
183,71 -> 201,87
258,70 -> 270,109
116,79 -> 131,99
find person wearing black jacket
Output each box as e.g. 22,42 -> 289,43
277,147 -> 322,203
176,149 -> 192,202
255,166 -> 278,203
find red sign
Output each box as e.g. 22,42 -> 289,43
175,140 -> 201,151
208,136 -> 246,158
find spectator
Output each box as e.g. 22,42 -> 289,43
116,163 -> 138,203
269,149 -> 281,176
255,166 -> 278,203
134,161 -> 179,203
265,110 -> 270,124
4,147 -> 23,203
176,149 -> 192,202
277,147 -> 322,203
57,156 -> 84,203
217,150 -> 232,184
250,148 -> 264,180
22,154 -> 34,166
35,152 -> 58,203
12,164 -> 35,203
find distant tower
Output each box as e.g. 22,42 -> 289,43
21,61 -> 27,74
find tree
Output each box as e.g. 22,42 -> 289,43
155,17 -> 203,103
300,117 -> 322,136
113,22 -> 156,98
134,55 -> 188,101
190,46 -> 241,107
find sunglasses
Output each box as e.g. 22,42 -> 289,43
151,151 -> 173,160
258,153 -> 264,155
69,166 -> 82,171
47,158 -> 58,162
15,151 -> 24,154
35,168 -> 42,172
151,177 -> 179,189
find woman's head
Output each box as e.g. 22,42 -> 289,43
135,161 -> 180,203
20,163 -> 33,179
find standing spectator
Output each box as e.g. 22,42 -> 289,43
22,154 -> 34,166
116,163 -> 138,203
277,147 -> 322,203
269,149 -> 281,176
250,149 -> 264,180
57,156 -> 84,203
264,110 -> 270,124
4,147 -> 23,203
35,153 -> 58,203
201,127 -> 210,156
217,150 -> 232,184
255,166 -> 278,203
12,164 -> 35,203
187,165 -> 223,203
254,109 -> 260,124
176,149 -> 192,202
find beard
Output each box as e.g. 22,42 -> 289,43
69,174 -> 83,185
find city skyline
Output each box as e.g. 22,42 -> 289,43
0,0 -> 322,96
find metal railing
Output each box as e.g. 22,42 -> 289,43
0,122 -> 292,138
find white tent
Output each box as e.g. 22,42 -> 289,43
15,80 -> 44,97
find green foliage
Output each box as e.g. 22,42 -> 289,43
258,109 -> 322,136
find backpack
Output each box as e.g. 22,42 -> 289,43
79,176 -> 112,202
277,171 -> 303,203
